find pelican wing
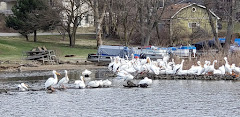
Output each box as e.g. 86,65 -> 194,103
74,80 -> 85,88
58,77 -> 69,85
45,77 -> 55,89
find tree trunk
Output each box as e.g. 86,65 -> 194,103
68,33 -> 73,47
33,30 -> 37,42
93,0 -> 97,27
224,0 -> 235,54
94,0 -> 106,47
139,0 -> 144,46
108,0 -> 115,37
156,22 -> 160,41
224,17 -> 234,54
205,4 -> 222,51
144,35 -> 150,46
96,23 -> 103,47
25,35 -> 29,41
124,22 -> 127,46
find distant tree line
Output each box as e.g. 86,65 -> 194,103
5,0 -> 240,54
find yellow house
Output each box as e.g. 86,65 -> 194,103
161,3 -> 220,44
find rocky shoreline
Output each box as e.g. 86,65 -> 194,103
0,59 -> 105,72
134,74 -> 240,81
0,60 -> 239,81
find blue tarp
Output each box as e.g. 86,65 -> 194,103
167,47 -> 177,51
218,38 -> 240,46
179,46 -> 196,49
193,38 -> 240,50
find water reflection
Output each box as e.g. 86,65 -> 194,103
0,69 -> 240,116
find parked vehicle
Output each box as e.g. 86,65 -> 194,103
87,45 -> 196,62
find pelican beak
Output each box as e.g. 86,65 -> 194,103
56,72 -> 61,76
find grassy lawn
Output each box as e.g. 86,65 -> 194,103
0,34 -> 98,61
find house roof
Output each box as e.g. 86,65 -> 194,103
161,3 -> 220,20
161,3 -> 189,20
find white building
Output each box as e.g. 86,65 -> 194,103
61,0 -> 94,27
0,0 -> 16,15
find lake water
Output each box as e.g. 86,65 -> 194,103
1,68 -> 240,117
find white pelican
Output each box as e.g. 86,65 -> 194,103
108,57 -> 115,71
113,57 -> 121,73
231,64 -> 240,77
214,65 -> 225,75
202,61 -> 210,74
98,80 -> 104,87
45,70 -> 60,91
58,70 -> 69,89
202,60 -> 217,75
138,77 -> 153,88
116,70 -> 134,81
167,58 -> 175,70
198,61 -> 208,75
232,64 -> 240,74
103,79 -> 112,87
224,57 -> 232,74
188,61 -> 201,75
17,83 -> 28,91
74,76 -> 86,89
208,60 -> 217,73
87,80 -> 100,88
145,59 -> 160,75
173,59 -> 184,74
82,69 -> 92,77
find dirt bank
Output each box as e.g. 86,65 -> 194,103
0,60 -> 107,72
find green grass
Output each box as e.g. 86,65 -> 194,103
0,34 -> 98,61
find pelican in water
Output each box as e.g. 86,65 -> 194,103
45,70 -> 60,92
74,76 -> 86,89
17,83 -> 28,91
138,77 -> 153,88
58,70 -> 69,89
102,79 -> 112,87
87,80 -> 100,88
82,69 -> 92,77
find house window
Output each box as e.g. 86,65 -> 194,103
188,22 -> 199,28
192,7 -> 196,12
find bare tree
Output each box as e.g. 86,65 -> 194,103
136,0 -> 166,46
223,0 -> 236,54
61,0 -> 89,47
106,0 -> 117,37
86,0 -> 107,47
112,0 -> 139,46
204,0 -> 222,51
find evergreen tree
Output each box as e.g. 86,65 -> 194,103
5,0 -> 60,42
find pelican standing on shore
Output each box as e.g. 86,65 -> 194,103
58,70 -> 69,89
45,70 -> 60,92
